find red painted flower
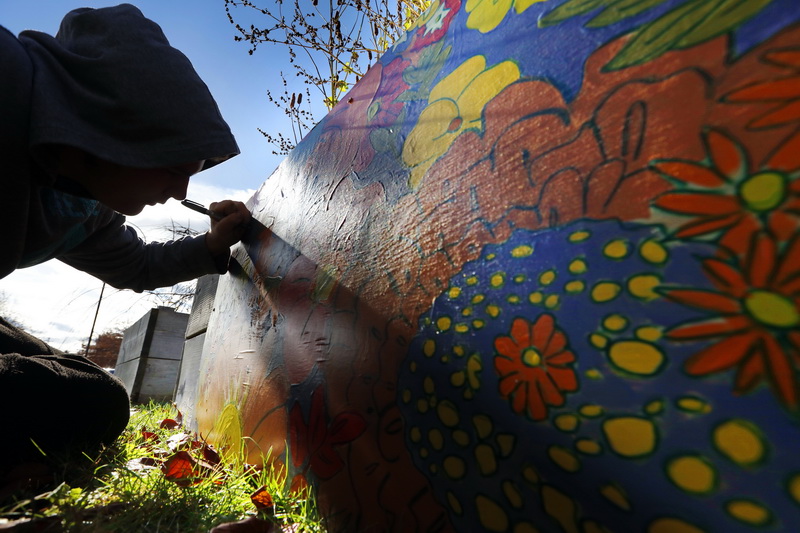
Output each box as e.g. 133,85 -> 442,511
653,128 -> 800,255
724,47 -> 800,130
405,0 -> 461,53
493,315 -> 578,420
665,233 -> 800,408
290,385 -> 367,480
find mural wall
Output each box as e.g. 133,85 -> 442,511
193,0 -> 800,531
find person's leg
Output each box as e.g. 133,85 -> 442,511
0,318 -> 130,471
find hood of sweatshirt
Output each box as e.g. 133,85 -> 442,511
18,3 -> 239,172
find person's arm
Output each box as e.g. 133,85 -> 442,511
58,201 -> 250,292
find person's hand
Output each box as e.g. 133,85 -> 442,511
204,200 -> 251,256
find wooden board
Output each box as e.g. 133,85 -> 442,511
194,1 -> 800,531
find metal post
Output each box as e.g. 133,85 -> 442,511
85,282 -> 106,356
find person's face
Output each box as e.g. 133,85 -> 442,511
56,147 -> 204,216
80,160 -> 204,216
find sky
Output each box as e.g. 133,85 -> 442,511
1,1 -> 308,352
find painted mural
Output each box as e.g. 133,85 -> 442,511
193,0 -> 800,531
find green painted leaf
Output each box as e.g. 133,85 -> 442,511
675,0 -> 773,49
604,0 -> 722,70
539,0 -> 607,27
586,0 -> 669,28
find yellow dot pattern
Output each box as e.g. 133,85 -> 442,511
476,495 -> 509,532
448,492 -> 463,515
592,281 -> 622,302
644,399 -> 664,415
554,413 -> 580,432
491,272 -> 505,288
444,456 -> 466,479
453,429 -> 470,447
639,239 -> 669,264
424,339 -> 436,357
542,485 -> 579,533
437,400 -> 460,427
512,245 -> 534,258
428,428 -> 444,450
473,415 -> 493,439
603,313 -> 628,331
608,340 -> 665,375
604,239 -> 630,259
584,368 -> 603,380
539,270 -> 556,285
788,473 -> 800,504
580,404 -> 604,418
590,333 -> 609,349
667,455 -> 717,494
575,438 -> 602,455
569,258 -> 588,274
627,274 -> 660,301
726,499 -> 772,526
647,517 -> 705,533
713,419 -> 766,466
635,325 -> 662,341
475,443 -> 498,475
600,484 -> 631,510
676,396 -> 711,414
496,434 -> 515,457
602,417 -> 657,457
548,445 -> 581,472
569,230 -> 591,242
503,481 -> 524,509
522,465 -> 539,484
405,230 -> 797,530
565,280 -> 585,293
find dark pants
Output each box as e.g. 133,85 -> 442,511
0,317 -> 130,472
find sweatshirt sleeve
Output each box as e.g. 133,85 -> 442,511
58,211 -> 229,292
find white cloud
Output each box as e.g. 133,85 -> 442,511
0,184 -> 256,354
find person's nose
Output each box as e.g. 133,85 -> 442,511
170,175 -> 191,201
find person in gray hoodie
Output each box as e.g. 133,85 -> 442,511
0,4 -> 251,480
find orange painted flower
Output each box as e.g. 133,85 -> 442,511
494,315 -> 578,420
652,128 -> 800,255
665,233 -> 800,408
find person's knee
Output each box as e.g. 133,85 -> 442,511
0,353 -> 130,465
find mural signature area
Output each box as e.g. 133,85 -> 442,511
196,1 -> 800,531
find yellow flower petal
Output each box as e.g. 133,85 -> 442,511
514,0 -> 545,14
405,99 -> 460,162
466,0 -> 514,33
430,56 -> 486,102
457,60 -> 520,128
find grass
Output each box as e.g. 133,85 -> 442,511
0,401 -> 325,532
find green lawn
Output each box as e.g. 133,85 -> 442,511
0,402 -> 324,532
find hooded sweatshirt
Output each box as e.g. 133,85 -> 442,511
0,4 -> 241,291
